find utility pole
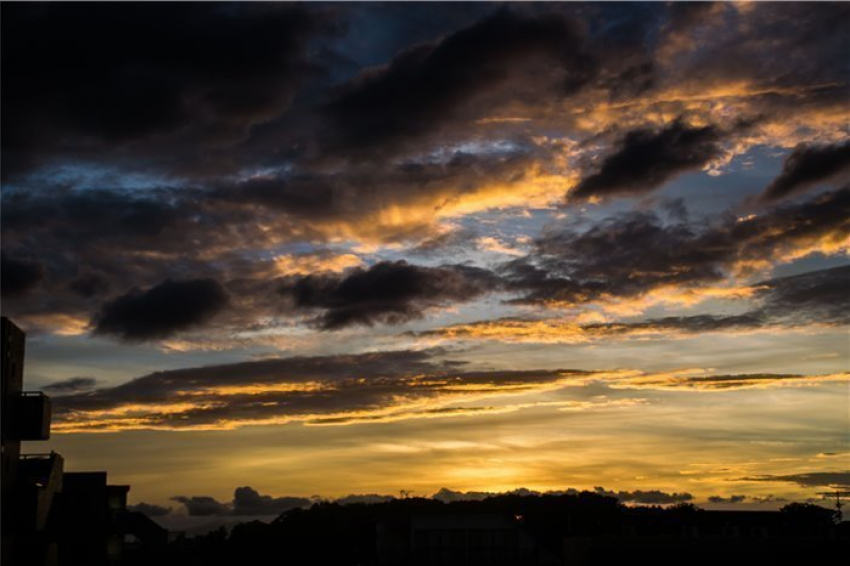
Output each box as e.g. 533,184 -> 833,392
816,490 -> 849,523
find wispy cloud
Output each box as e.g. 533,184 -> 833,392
51,348 -> 846,432
421,266 -> 850,344
741,472 -> 850,489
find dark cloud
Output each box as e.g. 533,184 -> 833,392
0,184 -> 301,330
233,487 -> 311,516
68,274 -> 112,299
0,155 -> 548,330
0,187 -> 259,331
760,141 -> 850,202
1,189 -> 194,257
0,188 -> 222,299
707,495 -> 747,504
743,472 -> 850,489
664,373 -> 809,391
5,183 -> 846,338
659,2 -> 719,39
569,119 -> 724,202
279,261 -> 498,329
224,173 -> 344,221
56,349 -> 438,412
582,314 -> 764,337
750,495 -> 789,504
1,3 -> 339,178
50,349 -> 584,430
594,487 -> 693,505
505,187 -> 850,305
504,211 -> 714,303
216,144 -> 539,232
1,4 -> 847,345
585,264 -> 850,332
665,3 -> 850,105
49,340 -> 842,431
93,278 -> 230,341
171,488 -> 396,516
752,265 -> 850,325
425,265 -> 850,344
128,502 -> 173,517
1,253 -> 45,297
323,8 -> 595,155
2,148 -> 537,305
171,495 -> 231,517
43,377 -> 98,395
421,312 -> 769,344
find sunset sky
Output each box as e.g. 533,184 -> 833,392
1,2 -> 848,518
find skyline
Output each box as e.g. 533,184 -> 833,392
1,2 -> 848,516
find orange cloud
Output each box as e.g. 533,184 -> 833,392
273,253 -> 363,276
18,313 -> 90,336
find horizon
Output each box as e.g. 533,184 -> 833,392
2,2 -> 848,520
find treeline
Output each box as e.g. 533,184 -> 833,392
126,492 -> 843,566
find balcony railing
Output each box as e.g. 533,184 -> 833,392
8,392 -> 52,440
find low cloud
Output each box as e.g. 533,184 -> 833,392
171,487 -> 390,517
749,495 -> 789,504
233,486 -> 311,516
171,495 -> 231,517
593,487 -> 693,505
128,502 -> 173,517
93,278 -> 230,341
707,495 -> 747,504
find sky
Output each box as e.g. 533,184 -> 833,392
1,2 -> 848,519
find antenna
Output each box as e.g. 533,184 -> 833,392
816,490 -> 850,523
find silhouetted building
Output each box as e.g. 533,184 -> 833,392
52,472 -> 130,564
2,316 -> 61,566
1,317 -> 167,566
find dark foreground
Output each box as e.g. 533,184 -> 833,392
131,494 -> 846,566
3,318 -> 846,565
